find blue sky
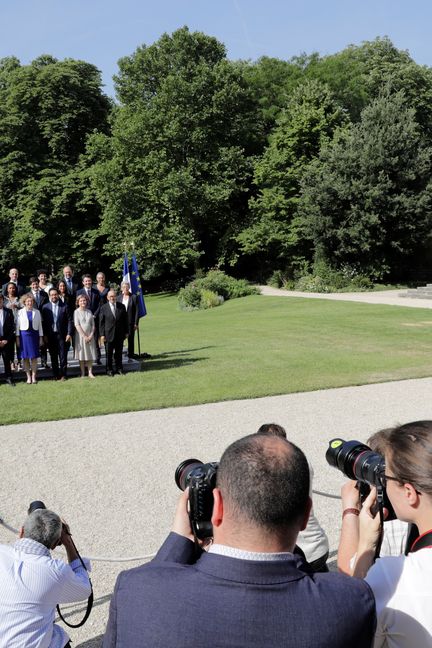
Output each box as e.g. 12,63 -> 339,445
1,0 -> 431,97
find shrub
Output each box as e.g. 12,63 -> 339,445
178,283 -> 202,310
200,289 -> 222,309
178,270 -> 258,310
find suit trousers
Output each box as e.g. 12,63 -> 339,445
0,339 -> 12,378
47,332 -> 68,377
105,337 -> 124,372
127,329 -> 135,357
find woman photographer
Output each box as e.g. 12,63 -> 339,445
349,421 -> 432,647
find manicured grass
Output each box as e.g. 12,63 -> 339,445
2,292 -> 432,425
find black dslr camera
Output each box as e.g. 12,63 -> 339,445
326,438 -> 395,520
175,459 -> 218,539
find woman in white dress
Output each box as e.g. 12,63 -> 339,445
74,294 -> 96,378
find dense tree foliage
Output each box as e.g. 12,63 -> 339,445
237,79 -> 347,276
299,92 -> 432,279
2,32 -> 432,284
0,55 -> 111,273
92,27 -> 261,278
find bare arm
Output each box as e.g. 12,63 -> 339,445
337,481 -> 361,574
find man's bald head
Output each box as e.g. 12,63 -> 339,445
216,434 -> 310,532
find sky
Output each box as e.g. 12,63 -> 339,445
1,0 -> 432,98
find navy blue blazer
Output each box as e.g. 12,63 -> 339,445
103,533 -> 376,648
42,302 -> 73,338
76,287 -> 101,317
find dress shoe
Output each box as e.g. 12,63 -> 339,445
107,370 -> 114,377
117,369 -> 125,376
6,378 -> 15,387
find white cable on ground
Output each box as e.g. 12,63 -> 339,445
0,486 -> 339,563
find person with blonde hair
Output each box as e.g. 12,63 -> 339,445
16,293 -> 43,384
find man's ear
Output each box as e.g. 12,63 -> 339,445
300,497 -> 312,531
211,487 -> 224,528
18,526 -> 24,539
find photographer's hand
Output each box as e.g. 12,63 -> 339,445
353,488 -> 383,578
172,488 -> 194,542
60,520 -> 79,563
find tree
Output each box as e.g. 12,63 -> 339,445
92,27 -> 261,279
0,56 -> 111,274
237,79 -> 347,276
299,91 -> 432,279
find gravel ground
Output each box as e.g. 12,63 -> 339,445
2,288 -> 432,646
2,377 -> 432,646
259,286 -> 432,308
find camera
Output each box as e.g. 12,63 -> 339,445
175,459 -> 218,539
326,438 -> 395,519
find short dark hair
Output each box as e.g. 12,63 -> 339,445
82,273 -> 92,281
217,434 -> 309,531
29,276 -> 38,284
48,287 -> 58,295
37,269 -> 48,276
256,423 -> 287,439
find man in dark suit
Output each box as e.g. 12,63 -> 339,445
103,434 -> 376,648
99,290 -> 128,376
2,267 -> 26,297
62,265 -> 79,299
42,288 -> 73,380
0,294 -> 15,386
117,281 -> 139,358
77,274 -> 101,363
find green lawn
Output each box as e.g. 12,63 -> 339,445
2,293 -> 432,425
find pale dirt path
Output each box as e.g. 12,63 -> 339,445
2,377 -> 432,645
259,285 -> 432,308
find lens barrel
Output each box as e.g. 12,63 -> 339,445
175,459 -> 203,491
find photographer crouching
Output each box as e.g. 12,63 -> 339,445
0,504 -> 91,648
331,421 -> 432,647
104,433 -> 375,647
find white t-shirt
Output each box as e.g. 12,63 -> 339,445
365,548 -> 432,648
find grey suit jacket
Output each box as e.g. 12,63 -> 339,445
103,532 -> 376,648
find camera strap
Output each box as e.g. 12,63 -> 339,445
56,537 -> 93,628
409,528 -> 432,553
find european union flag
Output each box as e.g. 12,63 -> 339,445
130,253 -> 147,318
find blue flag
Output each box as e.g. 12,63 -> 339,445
122,253 -> 130,286
130,253 -> 147,318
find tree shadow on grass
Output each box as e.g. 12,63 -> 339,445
142,347 -> 213,372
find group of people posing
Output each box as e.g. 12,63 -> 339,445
0,265 -> 140,385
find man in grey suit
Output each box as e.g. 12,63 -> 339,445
103,434 -> 376,648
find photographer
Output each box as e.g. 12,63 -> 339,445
0,508 -> 91,648
103,434 -> 375,647
342,421 -> 432,647
337,428 -> 409,575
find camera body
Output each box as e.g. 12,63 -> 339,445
175,459 -> 219,539
326,438 -> 395,519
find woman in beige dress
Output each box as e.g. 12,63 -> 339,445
74,294 -> 96,378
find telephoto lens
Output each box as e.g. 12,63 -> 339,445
175,459 -> 204,491
28,501 -> 47,515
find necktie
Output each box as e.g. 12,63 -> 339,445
67,278 -> 72,292
111,304 -> 115,317
53,305 -> 58,332
0,309 -> 3,337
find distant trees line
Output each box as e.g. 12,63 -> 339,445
1,29 -> 432,285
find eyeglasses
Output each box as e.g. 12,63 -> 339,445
381,473 -> 402,488
381,472 -> 422,495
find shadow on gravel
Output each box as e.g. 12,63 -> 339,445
77,636 -> 103,647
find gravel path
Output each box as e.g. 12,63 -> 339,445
260,285 -> 432,308
2,288 -> 432,646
